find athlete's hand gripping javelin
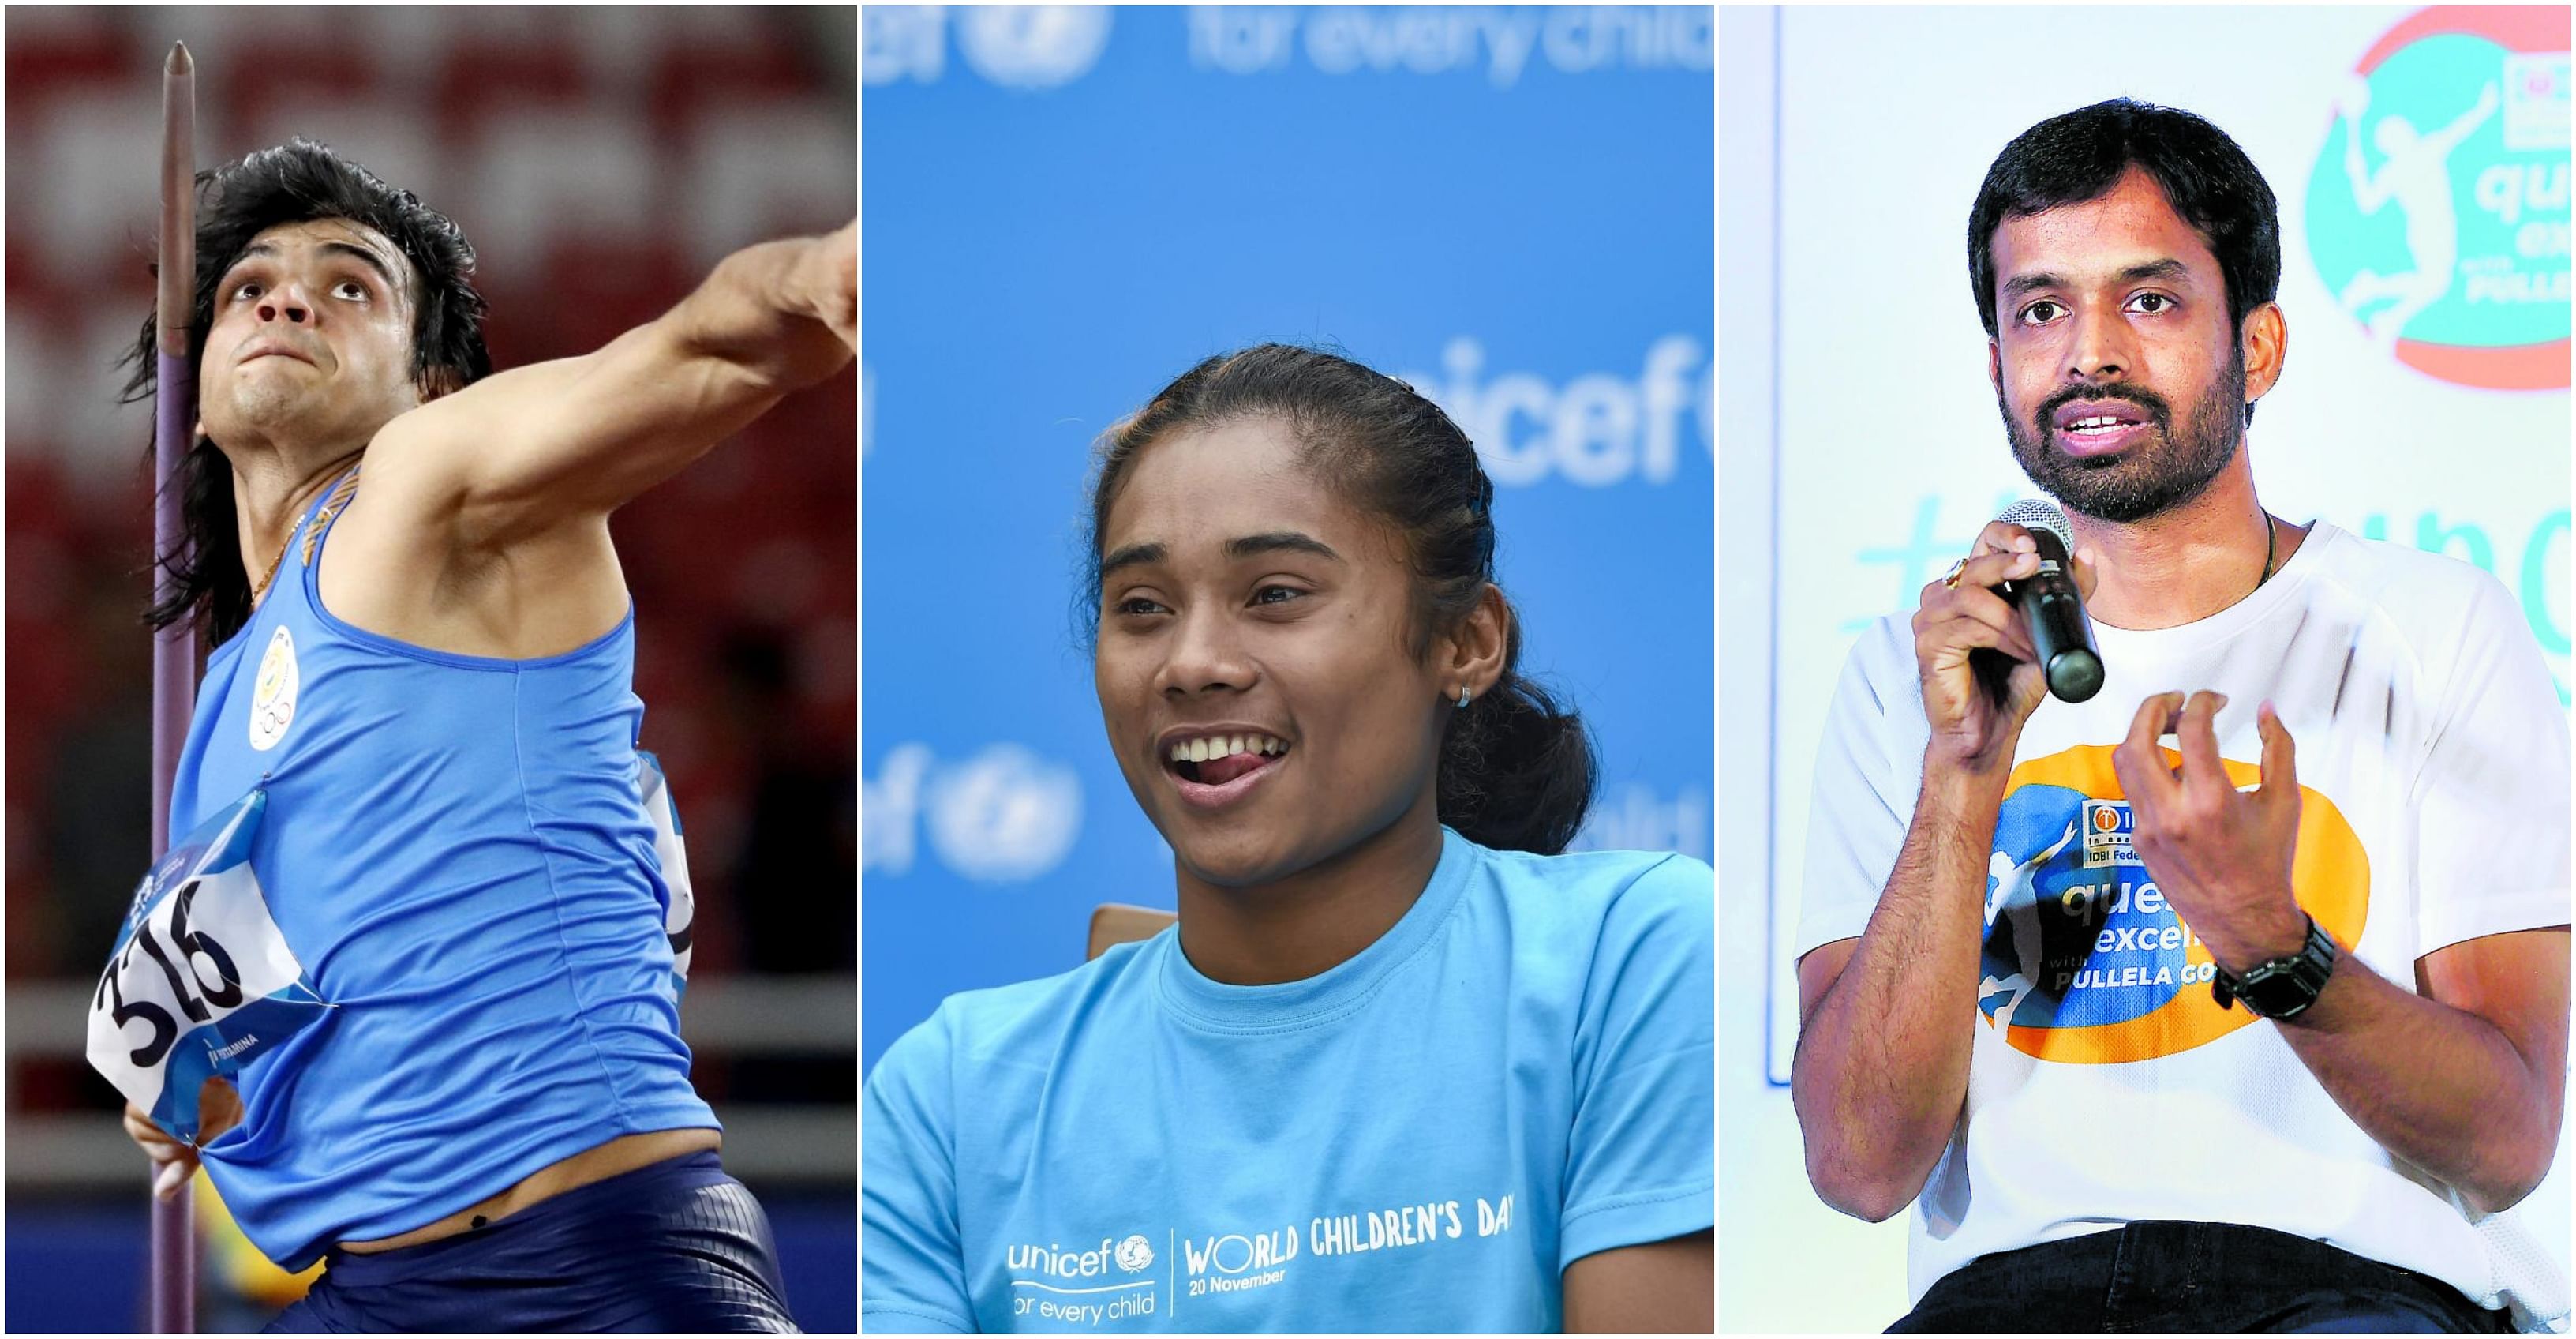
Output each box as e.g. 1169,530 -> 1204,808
127,1103 -> 193,1202
1913,519 -> 2102,776
127,1078 -> 239,1202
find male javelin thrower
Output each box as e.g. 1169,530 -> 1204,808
93,138 -> 851,1331
1792,100 -> 2568,1331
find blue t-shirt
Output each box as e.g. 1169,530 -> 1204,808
861,829 -> 1713,1333
167,474 -> 716,1270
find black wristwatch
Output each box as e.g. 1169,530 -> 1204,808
2211,915 -> 2339,1021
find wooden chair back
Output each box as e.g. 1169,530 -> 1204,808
1087,903 -> 1178,960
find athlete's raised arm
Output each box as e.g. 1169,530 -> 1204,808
369,219 -> 853,547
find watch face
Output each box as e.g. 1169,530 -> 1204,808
2240,972 -> 2319,1018
2237,925 -> 2337,1018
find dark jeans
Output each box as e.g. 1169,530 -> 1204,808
1890,1221 -> 2514,1333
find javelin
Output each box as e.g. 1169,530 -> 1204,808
150,39 -> 197,1337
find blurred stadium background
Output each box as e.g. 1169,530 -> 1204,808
861,6 -> 1716,1071
4,6 -> 856,1330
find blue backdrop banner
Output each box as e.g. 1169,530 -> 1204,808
860,4 -> 1715,1070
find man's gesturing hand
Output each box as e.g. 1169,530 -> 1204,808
1914,520 -> 2099,775
2110,692 -> 2312,976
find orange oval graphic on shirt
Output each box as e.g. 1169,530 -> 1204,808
1978,745 -> 2368,1064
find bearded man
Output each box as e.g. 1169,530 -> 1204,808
1790,100 -> 2569,1333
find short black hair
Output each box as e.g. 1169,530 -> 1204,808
1967,99 -> 2281,343
118,139 -> 492,643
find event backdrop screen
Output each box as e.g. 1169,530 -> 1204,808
861,6 -> 1715,1071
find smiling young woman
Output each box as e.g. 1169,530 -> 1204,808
861,345 -> 1713,1333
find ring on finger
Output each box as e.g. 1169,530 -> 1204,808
1942,558 -> 1968,589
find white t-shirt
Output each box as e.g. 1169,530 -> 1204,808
1794,520 -> 2572,1322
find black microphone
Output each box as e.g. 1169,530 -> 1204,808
1996,500 -> 2102,703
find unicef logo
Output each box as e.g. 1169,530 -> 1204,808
1115,1234 -> 1154,1273
920,744 -> 1084,882
863,743 -> 1088,883
2305,7 -> 2570,389
957,6 -> 1114,90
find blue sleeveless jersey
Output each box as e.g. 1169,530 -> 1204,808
169,475 -> 717,1271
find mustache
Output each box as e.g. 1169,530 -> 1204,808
2035,384 -> 2171,432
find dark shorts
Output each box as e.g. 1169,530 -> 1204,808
1891,1220 -> 2512,1334
264,1150 -> 799,1333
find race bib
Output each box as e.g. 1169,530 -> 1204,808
638,751 -> 695,988
86,791 -> 330,1145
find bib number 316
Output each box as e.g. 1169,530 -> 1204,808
85,791 -> 328,1144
